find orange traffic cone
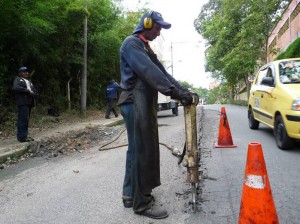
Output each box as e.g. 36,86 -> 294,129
215,107 -> 237,148
239,142 -> 279,224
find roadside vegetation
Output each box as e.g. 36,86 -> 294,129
0,0 -> 142,130
1,0 -> 298,135
195,0 -> 292,101
0,0 -> 212,135
275,37 -> 300,60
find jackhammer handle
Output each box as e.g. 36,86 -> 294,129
180,93 -> 199,106
192,93 -> 199,105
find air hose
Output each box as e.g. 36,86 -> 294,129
98,128 -> 183,159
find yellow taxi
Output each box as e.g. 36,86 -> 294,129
248,58 -> 300,149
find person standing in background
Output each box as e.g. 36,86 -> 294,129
105,79 -> 121,119
13,67 -> 38,142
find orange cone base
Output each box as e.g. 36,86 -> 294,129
238,142 -> 279,224
215,143 -> 237,148
214,107 -> 237,148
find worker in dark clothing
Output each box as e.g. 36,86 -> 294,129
118,11 -> 196,219
105,79 -> 121,119
13,67 -> 38,142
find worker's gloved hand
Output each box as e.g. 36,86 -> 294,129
170,88 -> 193,106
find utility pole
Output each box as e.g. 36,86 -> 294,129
81,0 -> 88,116
170,41 -> 187,77
170,42 -> 174,76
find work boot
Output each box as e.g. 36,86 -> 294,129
135,204 -> 168,219
18,137 -> 32,143
146,194 -> 155,202
123,198 -> 133,208
123,195 -> 154,208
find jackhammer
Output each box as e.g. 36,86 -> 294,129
98,94 -> 200,211
179,94 -> 199,211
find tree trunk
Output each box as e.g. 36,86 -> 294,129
80,2 -> 88,116
67,77 -> 72,110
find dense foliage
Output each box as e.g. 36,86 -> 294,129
195,0 -> 289,94
179,81 -> 209,100
0,0 -> 142,117
275,37 -> 300,60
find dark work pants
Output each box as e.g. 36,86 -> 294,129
17,105 -> 31,141
105,99 -> 118,118
119,102 -> 154,213
120,103 -> 134,199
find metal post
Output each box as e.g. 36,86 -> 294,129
183,95 -> 199,211
81,0 -> 88,116
171,42 -> 174,76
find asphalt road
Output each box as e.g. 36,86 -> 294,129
0,106 -> 199,224
0,104 -> 299,224
194,104 -> 300,224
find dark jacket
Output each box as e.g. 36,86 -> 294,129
118,34 -> 186,105
13,77 -> 38,106
118,34 -> 188,204
105,80 -> 121,101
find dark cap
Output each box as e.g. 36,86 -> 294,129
18,67 -> 28,73
133,11 -> 171,34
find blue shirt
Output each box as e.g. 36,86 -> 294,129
105,80 -> 121,100
119,34 -> 186,104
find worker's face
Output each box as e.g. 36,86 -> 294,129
144,23 -> 162,41
20,71 -> 29,79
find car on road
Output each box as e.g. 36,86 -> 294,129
248,58 -> 300,149
157,92 -> 179,116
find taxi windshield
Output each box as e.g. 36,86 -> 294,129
279,60 -> 300,84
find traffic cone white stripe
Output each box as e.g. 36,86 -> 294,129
239,143 -> 279,223
244,174 -> 266,189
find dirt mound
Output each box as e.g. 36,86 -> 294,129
1,125 -> 125,169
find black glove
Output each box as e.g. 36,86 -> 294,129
170,88 -> 193,106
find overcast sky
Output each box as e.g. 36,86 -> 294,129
121,0 -> 213,89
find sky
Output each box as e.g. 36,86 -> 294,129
121,0 -> 213,89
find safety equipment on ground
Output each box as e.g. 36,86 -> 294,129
215,106 -> 237,148
144,11 -> 153,29
239,142 -> 279,224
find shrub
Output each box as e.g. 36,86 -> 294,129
276,37 -> 300,60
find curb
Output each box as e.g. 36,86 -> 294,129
0,146 -> 30,164
0,119 -> 124,165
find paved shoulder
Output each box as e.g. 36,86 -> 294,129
0,117 -> 123,164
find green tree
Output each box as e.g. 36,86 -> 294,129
195,0 -> 289,95
179,81 -> 193,89
178,81 -> 209,100
0,0 -> 142,124
275,37 -> 300,60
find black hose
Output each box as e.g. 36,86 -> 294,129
99,128 -> 181,160
177,141 -> 186,165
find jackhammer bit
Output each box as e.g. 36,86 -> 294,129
183,94 -> 199,212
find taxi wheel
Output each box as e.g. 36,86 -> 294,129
248,108 -> 259,129
274,115 -> 293,150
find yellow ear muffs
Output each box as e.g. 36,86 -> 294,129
143,11 -> 153,29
